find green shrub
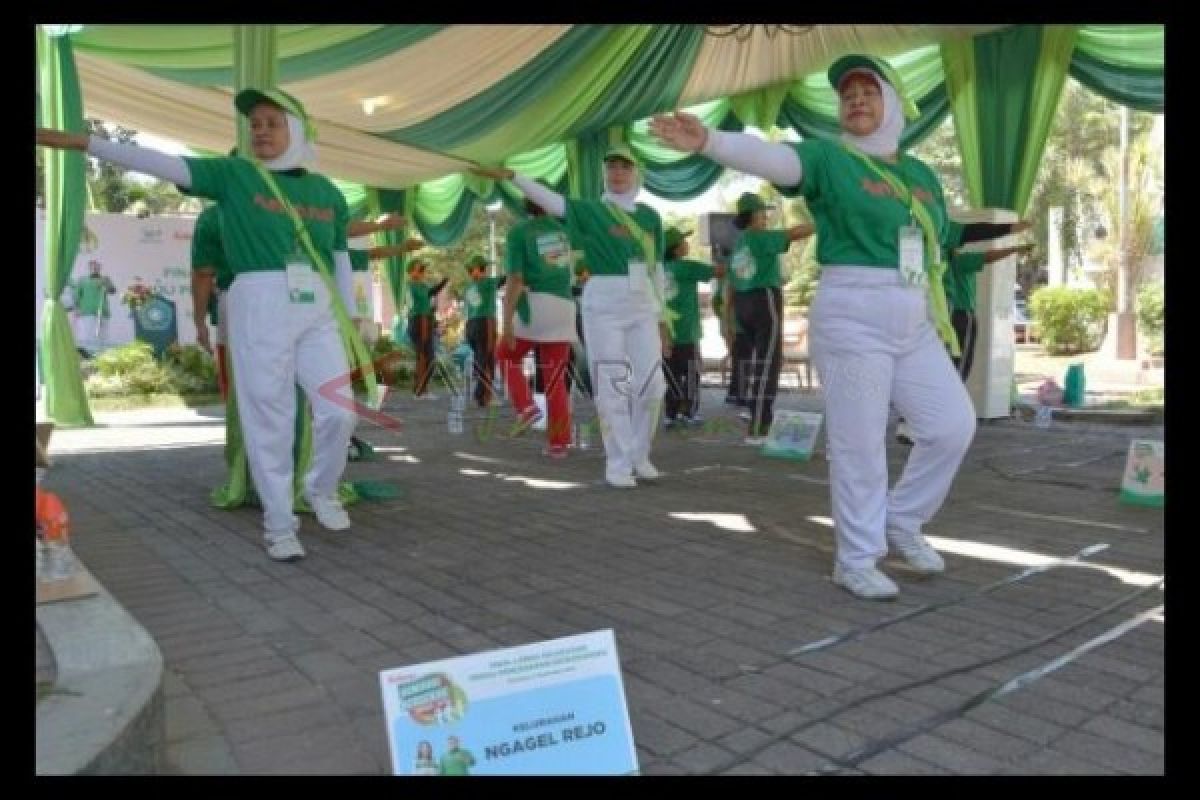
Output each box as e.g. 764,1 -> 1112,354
85,340 -> 218,397
1028,287 -> 1110,355
1136,281 -> 1164,356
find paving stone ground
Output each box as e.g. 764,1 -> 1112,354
42,385 -> 1164,775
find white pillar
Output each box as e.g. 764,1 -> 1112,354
952,208 -> 1019,419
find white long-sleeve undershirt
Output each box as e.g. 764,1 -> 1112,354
87,135 -> 192,188
512,176 -> 566,218
701,129 -> 804,189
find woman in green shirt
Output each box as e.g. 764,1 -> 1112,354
461,253 -> 507,408
473,146 -> 670,488
39,88 -> 366,564
728,193 -> 814,442
662,226 -> 726,428
652,55 -> 1023,600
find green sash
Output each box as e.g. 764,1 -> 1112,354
841,145 -> 960,357
603,203 -> 681,336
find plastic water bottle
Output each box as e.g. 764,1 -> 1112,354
574,420 -> 591,450
1034,404 -> 1053,429
447,408 -> 464,434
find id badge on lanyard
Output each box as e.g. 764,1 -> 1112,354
628,260 -> 649,294
286,239 -> 317,304
898,222 -> 926,288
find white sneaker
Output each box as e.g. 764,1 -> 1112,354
744,435 -> 768,446
832,564 -> 899,600
895,420 -> 914,446
887,531 -> 945,574
606,468 -> 637,489
307,494 -> 351,531
738,409 -> 753,422
633,460 -> 660,480
266,533 -> 306,562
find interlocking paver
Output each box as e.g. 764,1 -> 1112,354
48,392 -> 1162,775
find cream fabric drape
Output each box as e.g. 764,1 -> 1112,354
75,51 -> 469,188
285,25 -> 570,131
680,24 -> 1006,107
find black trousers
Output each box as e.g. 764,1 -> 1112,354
408,315 -> 436,396
950,310 -> 977,382
727,331 -> 752,403
465,317 -> 497,406
662,343 -> 700,420
734,287 -> 784,436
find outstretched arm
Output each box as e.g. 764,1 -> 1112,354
469,165 -> 566,218
648,112 -> 803,187
37,127 -> 192,188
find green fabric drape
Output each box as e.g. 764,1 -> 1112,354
37,27 -> 93,427
946,25 -> 1076,214
412,174 -> 476,245
566,25 -> 706,137
143,25 -> 444,87
1069,25 -> 1164,113
389,26 -> 607,150
233,26 -> 278,156
941,38 -> 984,206
566,128 -> 614,201
1013,26 -> 1078,213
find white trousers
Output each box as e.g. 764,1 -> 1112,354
226,272 -> 357,538
581,276 -> 665,478
809,268 -> 976,571
216,291 -> 229,346
72,314 -> 108,351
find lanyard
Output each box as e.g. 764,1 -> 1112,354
252,160 -> 379,406
603,202 -> 681,335
841,145 -> 960,357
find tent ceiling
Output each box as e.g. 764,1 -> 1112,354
72,24 -> 1006,189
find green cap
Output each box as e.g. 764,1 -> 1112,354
465,253 -> 489,271
827,54 -> 920,121
603,143 -> 638,166
664,226 -> 692,251
234,87 -> 318,142
736,192 -> 771,215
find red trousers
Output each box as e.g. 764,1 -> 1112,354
497,338 -> 571,447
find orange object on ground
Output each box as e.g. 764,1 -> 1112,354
35,487 -> 69,542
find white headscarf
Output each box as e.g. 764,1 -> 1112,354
600,160 -> 641,211
260,113 -> 317,171
839,68 -> 905,158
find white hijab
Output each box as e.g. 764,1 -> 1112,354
260,113 -> 317,171
600,161 -> 641,211
839,68 -> 905,158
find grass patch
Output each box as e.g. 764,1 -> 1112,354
1092,388 -> 1164,411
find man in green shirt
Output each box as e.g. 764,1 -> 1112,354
462,253 -> 507,408
438,736 -> 476,776
728,192 -> 813,442
662,226 -> 724,428
407,259 -> 449,399
69,260 -> 116,354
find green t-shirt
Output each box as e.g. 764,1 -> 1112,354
72,275 -> 113,318
665,259 -> 715,345
409,281 -> 436,316
349,248 -> 371,273
943,251 -> 987,312
465,276 -> 501,319
504,216 -> 574,299
183,156 -> 348,277
564,199 -> 663,277
439,748 -> 476,776
787,139 -> 962,270
730,229 -> 789,291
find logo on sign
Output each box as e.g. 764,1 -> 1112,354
397,673 -> 469,726
137,297 -> 173,331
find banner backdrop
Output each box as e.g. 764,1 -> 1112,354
35,209 -> 200,352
